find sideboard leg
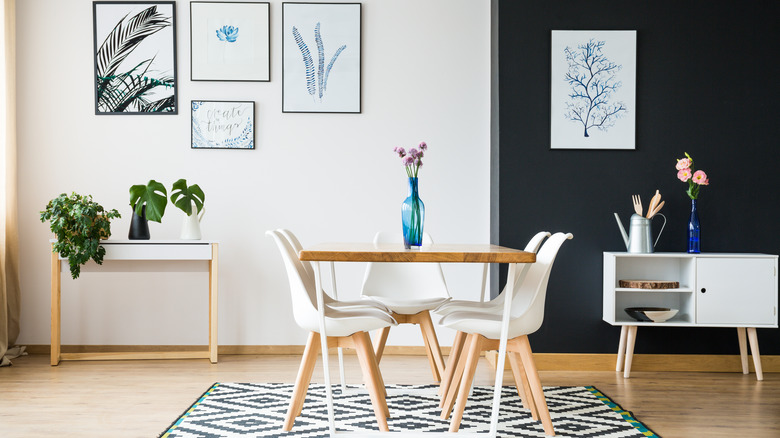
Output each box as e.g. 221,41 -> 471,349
623,325 -> 637,379
746,327 -> 763,381
737,327 -> 749,374
616,325 -> 628,372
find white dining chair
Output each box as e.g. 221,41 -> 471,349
360,231 -> 451,381
277,228 -> 392,393
435,231 -> 550,399
267,230 -> 398,432
439,232 -> 573,436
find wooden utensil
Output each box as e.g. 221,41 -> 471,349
646,190 -> 661,218
632,194 -> 643,216
647,200 -> 665,219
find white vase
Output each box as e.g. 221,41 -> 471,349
181,202 -> 205,240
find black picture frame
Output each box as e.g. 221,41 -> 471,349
282,2 -> 362,113
190,2 -> 271,82
93,1 -> 178,115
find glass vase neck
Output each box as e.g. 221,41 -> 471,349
407,177 -> 419,196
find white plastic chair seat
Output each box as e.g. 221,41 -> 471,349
439,310 -> 533,341
367,296 -> 450,315
302,306 -> 397,338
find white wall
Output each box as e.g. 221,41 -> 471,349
16,0 -> 491,348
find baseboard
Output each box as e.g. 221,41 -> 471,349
485,351 -> 780,373
22,344 -> 779,373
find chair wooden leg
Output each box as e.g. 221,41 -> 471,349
440,333 -> 473,417
284,332 -> 321,431
352,331 -> 390,431
515,336 -> 555,436
448,334 -> 483,432
418,310 -> 446,382
737,327 -> 749,374
373,326 -> 391,365
508,351 -> 538,421
439,331 -> 466,399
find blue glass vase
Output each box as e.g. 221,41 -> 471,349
687,199 -> 700,253
401,177 -> 425,249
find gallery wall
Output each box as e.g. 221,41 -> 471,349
16,0 -> 492,347
498,0 -> 780,354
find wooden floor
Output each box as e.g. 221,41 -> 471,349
1,354 -> 778,437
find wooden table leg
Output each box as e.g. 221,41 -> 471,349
746,327 -> 763,381
737,327 -> 749,374
50,244 -> 61,366
616,325 -> 628,372
623,325 -> 637,379
209,243 -> 219,364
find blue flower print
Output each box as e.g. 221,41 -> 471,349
216,25 -> 239,43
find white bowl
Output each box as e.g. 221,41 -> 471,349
643,308 -> 678,322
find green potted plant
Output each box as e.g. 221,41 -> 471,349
170,179 -> 205,239
128,179 -> 167,239
40,192 -> 121,279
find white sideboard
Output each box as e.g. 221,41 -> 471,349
603,252 -> 778,379
51,240 -> 219,366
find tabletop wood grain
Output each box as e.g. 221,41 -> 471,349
298,243 -> 535,263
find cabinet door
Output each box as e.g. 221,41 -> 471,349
696,258 -> 777,325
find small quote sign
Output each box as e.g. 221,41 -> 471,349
191,101 -> 255,149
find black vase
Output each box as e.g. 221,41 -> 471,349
128,205 -> 150,240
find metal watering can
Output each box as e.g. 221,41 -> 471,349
614,213 -> 666,253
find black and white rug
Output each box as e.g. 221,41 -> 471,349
160,383 -> 658,437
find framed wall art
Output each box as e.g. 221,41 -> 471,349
550,30 -> 636,149
191,101 -> 255,149
190,2 -> 271,81
93,1 -> 178,114
282,2 -> 361,113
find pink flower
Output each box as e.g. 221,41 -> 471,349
676,158 -> 691,170
393,147 -> 406,158
419,141 -> 427,151
408,148 -> 419,158
677,168 -> 692,182
692,170 -> 708,185
402,155 -> 415,166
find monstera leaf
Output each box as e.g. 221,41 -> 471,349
170,179 -> 205,216
129,180 -> 167,222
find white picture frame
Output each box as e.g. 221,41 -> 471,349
282,2 -> 361,113
190,2 -> 270,82
191,101 -> 255,149
551,30 -> 637,150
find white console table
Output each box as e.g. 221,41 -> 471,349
604,252 -> 778,380
50,239 -> 219,366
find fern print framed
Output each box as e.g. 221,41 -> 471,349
550,30 -> 636,149
282,2 -> 361,113
190,2 -> 270,81
191,101 -> 255,149
93,1 -> 178,114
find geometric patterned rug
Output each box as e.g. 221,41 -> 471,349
160,383 -> 659,437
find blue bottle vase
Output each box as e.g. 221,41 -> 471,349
401,177 -> 425,249
687,199 -> 700,253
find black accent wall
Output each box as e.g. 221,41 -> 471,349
497,1 -> 780,354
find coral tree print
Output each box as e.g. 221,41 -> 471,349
283,3 -> 361,113
551,31 -> 636,149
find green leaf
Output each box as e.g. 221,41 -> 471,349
170,179 -> 205,216
129,180 -> 167,222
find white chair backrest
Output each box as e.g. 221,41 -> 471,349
266,230 -> 320,329
278,229 -> 315,281
360,231 -> 450,301
507,232 -> 573,337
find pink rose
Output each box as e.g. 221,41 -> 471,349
677,168 -> 692,182
676,158 -> 691,170
692,170 -> 709,185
